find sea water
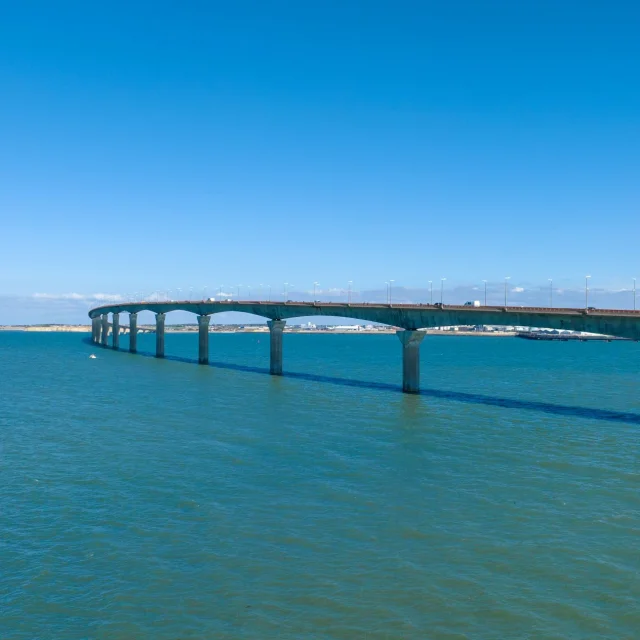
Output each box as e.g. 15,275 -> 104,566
1,331 -> 639,638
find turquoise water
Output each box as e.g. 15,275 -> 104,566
2,331 -> 640,639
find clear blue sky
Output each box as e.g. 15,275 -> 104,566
1,1 -> 639,321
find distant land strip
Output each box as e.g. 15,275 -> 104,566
1,324 -> 516,336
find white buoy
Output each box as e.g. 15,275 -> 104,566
89,354 -> 97,359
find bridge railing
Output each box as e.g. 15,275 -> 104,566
89,299 -> 640,316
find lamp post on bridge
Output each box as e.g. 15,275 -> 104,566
440,278 -> 446,304
259,283 -> 263,301
482,280 -> 487,306
389,280 -> 394,304
236,284 -> 241,299
585,275 -> 591,309
548,279 -> 553,307
504,277 -> 510,306
348,281 -> 352,304
634,278 -> 636,311
313,282 -> 319,300
283,283 -> 294,301
428,280 -> 433,304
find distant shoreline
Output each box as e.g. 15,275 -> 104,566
0,325 -> 516,337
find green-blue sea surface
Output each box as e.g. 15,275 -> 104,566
2,331 -> 639,639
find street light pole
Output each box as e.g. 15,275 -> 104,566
313,282 -> 319,300
283,283 -> 288,300
482,280 -> 487,306
504,277 -> 510,306
548,278 -> 553,307
389,280 -> 394,304
585,275 -> 591,309
348,281 -> 352,304
440,278 -> 446,304
634,278 -> 636,311
428,280 -> 433,304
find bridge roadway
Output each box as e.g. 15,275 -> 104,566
89,301 -> 640,393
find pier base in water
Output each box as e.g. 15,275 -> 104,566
268,320 -> 286,375
155,313 -> 166,358
198,315 -> 210,364
397,330 -> 425,394
129,313 -> 138,353
112,313 -> 120,349
101,315 -> 109,347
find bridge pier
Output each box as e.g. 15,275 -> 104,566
129,313 -> 138,353
91,317 -> 99,343
155,313 -> 166,358
101,314 -> 109,347
112,313 -> 120,349
198,315 -> 210,364
267,319 -> 286,375
397,330 -> 425,394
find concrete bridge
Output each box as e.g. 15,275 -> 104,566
88,301 -> 640,393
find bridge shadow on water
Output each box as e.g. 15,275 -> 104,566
87,340 -> 640,425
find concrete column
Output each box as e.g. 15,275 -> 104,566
155,313 -> 166,358
129,313 -> 138,353
198,315 -> 211,364
397,330 -> 425,394
112,313 -> 120,349
267,320 -> 286,375
91,317 -> 99,343
101,314 -> 109,346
